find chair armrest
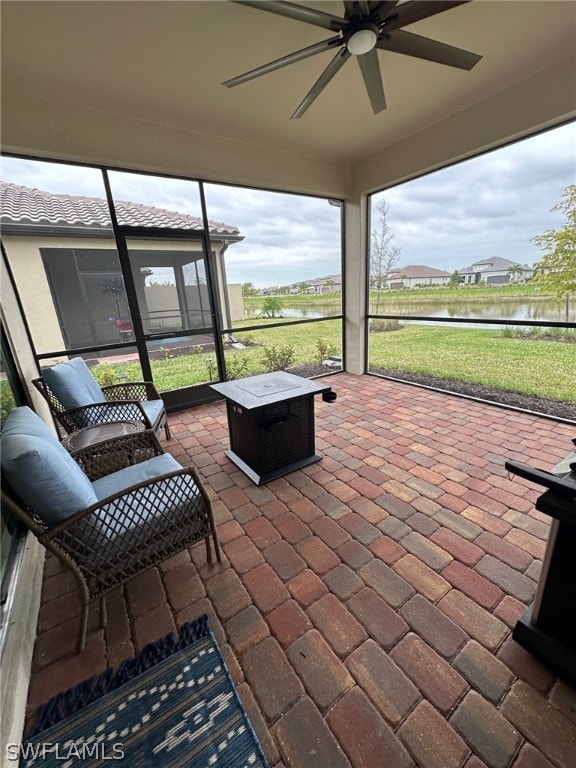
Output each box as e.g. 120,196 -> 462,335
71,430 -> 164,480
102,382 -> 161,401
58,400 -> 151,433
41,468 -> 212,570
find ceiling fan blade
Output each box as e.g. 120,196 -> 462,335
223,36 -> 342,87
344,1 -> 388,19
373,1 -> 401,23
384,1 -> 471,33
357,49 -> 386,113
378,29 -> 482,70
291,47 -> 351,119
234,1 -> 347,32
344,1 -> 357,18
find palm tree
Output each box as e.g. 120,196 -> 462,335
99,276 -> 126,318
507,264 -> 524,283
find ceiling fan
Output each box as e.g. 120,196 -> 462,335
224,1 -> 482,119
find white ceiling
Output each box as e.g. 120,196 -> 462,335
1,1 -> 575,164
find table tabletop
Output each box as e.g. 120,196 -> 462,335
209,372 -> 332,410
63,420 -> 144,451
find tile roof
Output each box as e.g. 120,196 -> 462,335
389,265 -> 452,278
459,257 -> 524,274
308,274 -> 342,285
0,182 -> 241,236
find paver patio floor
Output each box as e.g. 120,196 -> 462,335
25,374 -> 576,768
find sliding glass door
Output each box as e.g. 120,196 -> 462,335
118,231 -> 224,407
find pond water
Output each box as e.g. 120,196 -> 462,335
247,298 -> 575,325
245,304 -> 338,320
382,298 -> 575,328
384,299 -> 575,324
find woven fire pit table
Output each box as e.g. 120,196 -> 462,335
210,371 -> 335,485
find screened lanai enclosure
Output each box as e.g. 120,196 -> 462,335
0,162 -> 344,410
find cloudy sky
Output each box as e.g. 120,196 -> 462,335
374,120 -> 575,275
1,120 -> 574,286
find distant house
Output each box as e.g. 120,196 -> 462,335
305,274 -> 342,294
458,257 -> 534,285
385,265 -> 451,289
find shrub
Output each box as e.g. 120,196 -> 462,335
236,332 -> 255,346
92,363 -> 120,386
371,319 -> 403,332
261,344 -> 295,372
315,337 -> 337,364
0,381 -> 16,428
226,354 -> 249,380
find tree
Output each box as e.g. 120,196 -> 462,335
370,199 -> 402,313
261,296 -> 283,317
448,270 -> 460,289
99,276 -> 126,318
242,282 -> 257,297
531,184 -> 576,320
507,264 -> 523,283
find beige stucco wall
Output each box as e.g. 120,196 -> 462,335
225,284 -> 243,325
0,255 -> 48,766
352,55 -> 576,197
0,252 -> 52,417
2,234 -> 239,352
2,235 -> 68,357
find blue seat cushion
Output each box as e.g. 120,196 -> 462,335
91,454 -> 182,500
141,399 -> 165,427
42,358 -> 104,410
1,407 -> 98,527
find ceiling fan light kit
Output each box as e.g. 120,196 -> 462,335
225,0 -> 482,119
346,23 -> 379,55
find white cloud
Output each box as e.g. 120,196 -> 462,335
375,122 -> 575,272
2,121 -> 574,285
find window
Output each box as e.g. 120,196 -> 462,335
367,122 -> 576,411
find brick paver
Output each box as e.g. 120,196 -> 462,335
287,630 -> 354,712
24,374 -> 576,768
327,686 -> 413,768
391,633 -> 469,715
346,639 -> 420,727
399,700 -> 470,768
452,691 -> 523,768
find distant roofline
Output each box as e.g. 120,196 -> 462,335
0,182 -> 243,241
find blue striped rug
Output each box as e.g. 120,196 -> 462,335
22,616 -> 269,767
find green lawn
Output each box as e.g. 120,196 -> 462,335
91,320 -> 576,404
368,325 -> 576,402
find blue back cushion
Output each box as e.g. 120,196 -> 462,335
1,407 -> 98,527
42,358 -> 104,410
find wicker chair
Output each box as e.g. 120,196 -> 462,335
1,407 -> 220,652
32,357 -> 170,440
